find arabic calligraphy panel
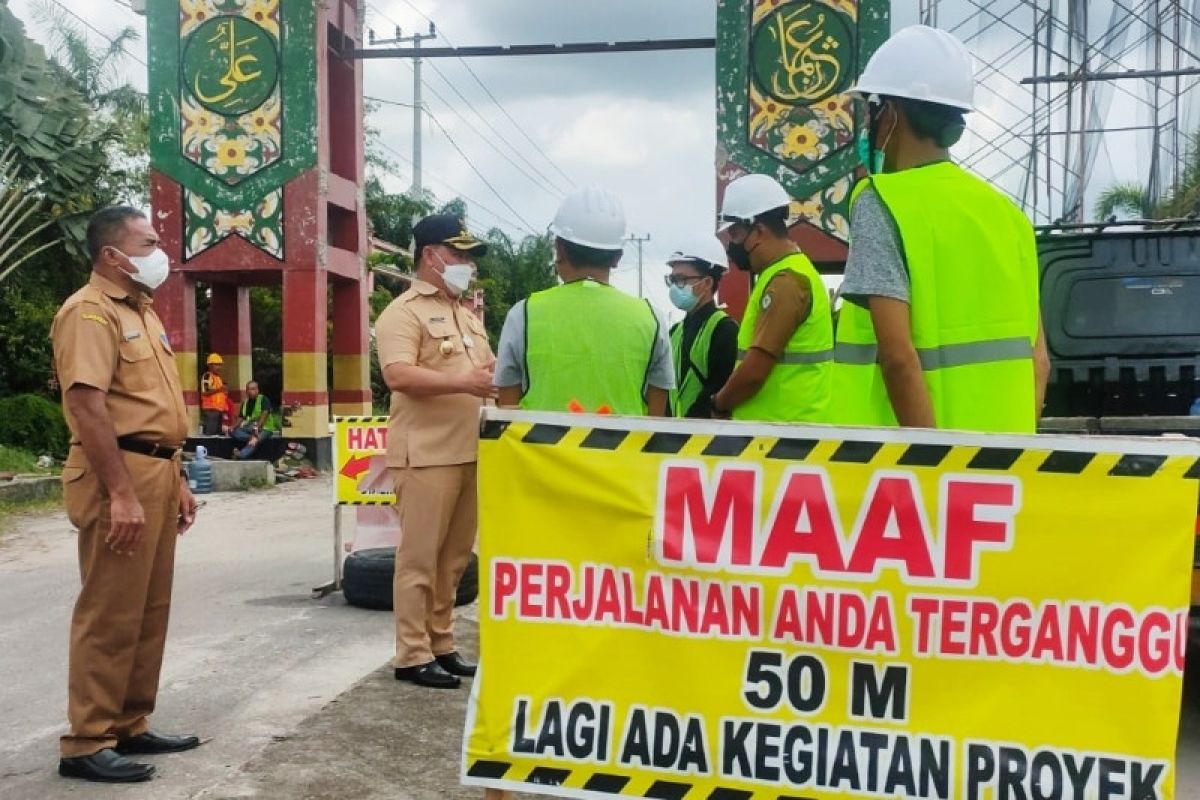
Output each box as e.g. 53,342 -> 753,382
717,0 -> 888,243
179,4 -> 283,186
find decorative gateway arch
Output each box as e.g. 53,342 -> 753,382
147,0 -> 369,467
716,0 -> 889,319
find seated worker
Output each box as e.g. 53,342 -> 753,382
229,380 -> 274,460
200,353 -> 229,434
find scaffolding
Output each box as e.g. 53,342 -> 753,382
931,0 -> 1200,224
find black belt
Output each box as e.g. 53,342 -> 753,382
116,437 -> 181,460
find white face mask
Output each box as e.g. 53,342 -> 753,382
118,248 -> 170,291
436,253 -> 475,296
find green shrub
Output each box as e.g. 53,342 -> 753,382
0,394 -> 69,457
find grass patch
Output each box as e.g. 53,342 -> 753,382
0,492 -> 63,534
0,445 -> 41,474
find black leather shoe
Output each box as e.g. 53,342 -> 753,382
394,660 -> 461,688
59,748 -> 155,783
436,651 -> 477,677
116,731 -> 201,755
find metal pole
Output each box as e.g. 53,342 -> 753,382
413,36 -> 423,198
627,234 -> 650,298
368,25 -> 437,198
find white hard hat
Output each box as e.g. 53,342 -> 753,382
854,25 -> 975,111
667,235 -> 729,272
718,173 -> 791,233
549,185 -> 626,250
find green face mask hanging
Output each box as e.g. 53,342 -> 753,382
857,129 -> 886,175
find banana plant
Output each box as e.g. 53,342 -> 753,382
0,144 -> 56,283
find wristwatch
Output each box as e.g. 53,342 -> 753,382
710,393 -> 728,415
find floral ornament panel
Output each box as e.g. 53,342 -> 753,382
185,188 -> 284,260
718,0 -> 889,243
179,1 -> 282,186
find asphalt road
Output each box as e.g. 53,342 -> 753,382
0,480 -> 1199,799
0,479 -> 398,800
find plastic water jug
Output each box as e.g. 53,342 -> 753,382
189,446 -> 213,494
1190,398 -> 1200,416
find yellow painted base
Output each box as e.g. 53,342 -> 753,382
286,403 -> 331,438
332,400 -> 373,415
283,351 -> 329,394
175,351 -> 199,393
332,353 -> 369,393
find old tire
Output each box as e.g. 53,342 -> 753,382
342,549 -> 479,610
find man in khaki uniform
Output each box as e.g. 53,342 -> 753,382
375,214 -> 495,689
51,207 -> 201,783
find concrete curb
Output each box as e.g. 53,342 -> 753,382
0,476 -> 60,505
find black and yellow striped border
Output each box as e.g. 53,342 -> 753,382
334,415 -> 389,424
481,419 -> 1200,481
467,759 -> 793,799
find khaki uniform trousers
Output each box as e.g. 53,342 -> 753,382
60,450 -> 180,757
391,463 -> 477,668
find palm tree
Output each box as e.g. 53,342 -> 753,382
0,145 -> 58,283
1094,182 -> 1150,220
33,0 -> 149,205
0,2 -> 108,277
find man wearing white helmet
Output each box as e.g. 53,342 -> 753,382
711,174 -> 833,422
664,236 -> 739,418
833,25 -> 1050,433
494,186 -> 674,416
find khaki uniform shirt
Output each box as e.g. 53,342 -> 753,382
375,279 -> 494,468
749,271 -> 814,358
51,273 -> 189,447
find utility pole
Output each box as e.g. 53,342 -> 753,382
368,22 -> 438,198
626,234 -> 650,298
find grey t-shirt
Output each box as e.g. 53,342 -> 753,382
494,294 -> 675,392
840,186 -> 910,307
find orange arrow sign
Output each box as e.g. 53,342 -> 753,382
340,454 -> 371,480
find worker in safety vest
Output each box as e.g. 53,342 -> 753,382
665,237 -> 739,418
711,174 -> 833,422
494,186 -> 674,416
199,353 -> 229,435
832,25 -> 1050,433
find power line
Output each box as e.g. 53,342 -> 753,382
384,0 -> 576,189
423,60 -> 571,194
375,138 -> 533,237
422,106 -> 539,234
365,96 -> 420,110
367,3 -> 567,197
408,74 -> 563,199
46,0 -> 147,68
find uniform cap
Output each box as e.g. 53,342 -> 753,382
412,214 -> 488,259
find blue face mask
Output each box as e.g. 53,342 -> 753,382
669,282 -> 700,312
857,128 -> 885,175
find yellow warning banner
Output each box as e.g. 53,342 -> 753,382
463,411 -> 1199,800
333,416 -> 393,505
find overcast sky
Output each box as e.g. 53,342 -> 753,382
10,0 -> 1189,315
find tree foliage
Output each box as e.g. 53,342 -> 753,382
1095,133 -> 1200,221
1094,182 -> 1150,221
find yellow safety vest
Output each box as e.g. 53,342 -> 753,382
832,163 -> 1040,433
522,280 -> 659,416
669,308 -> 729,417
734,252 -> 833,423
